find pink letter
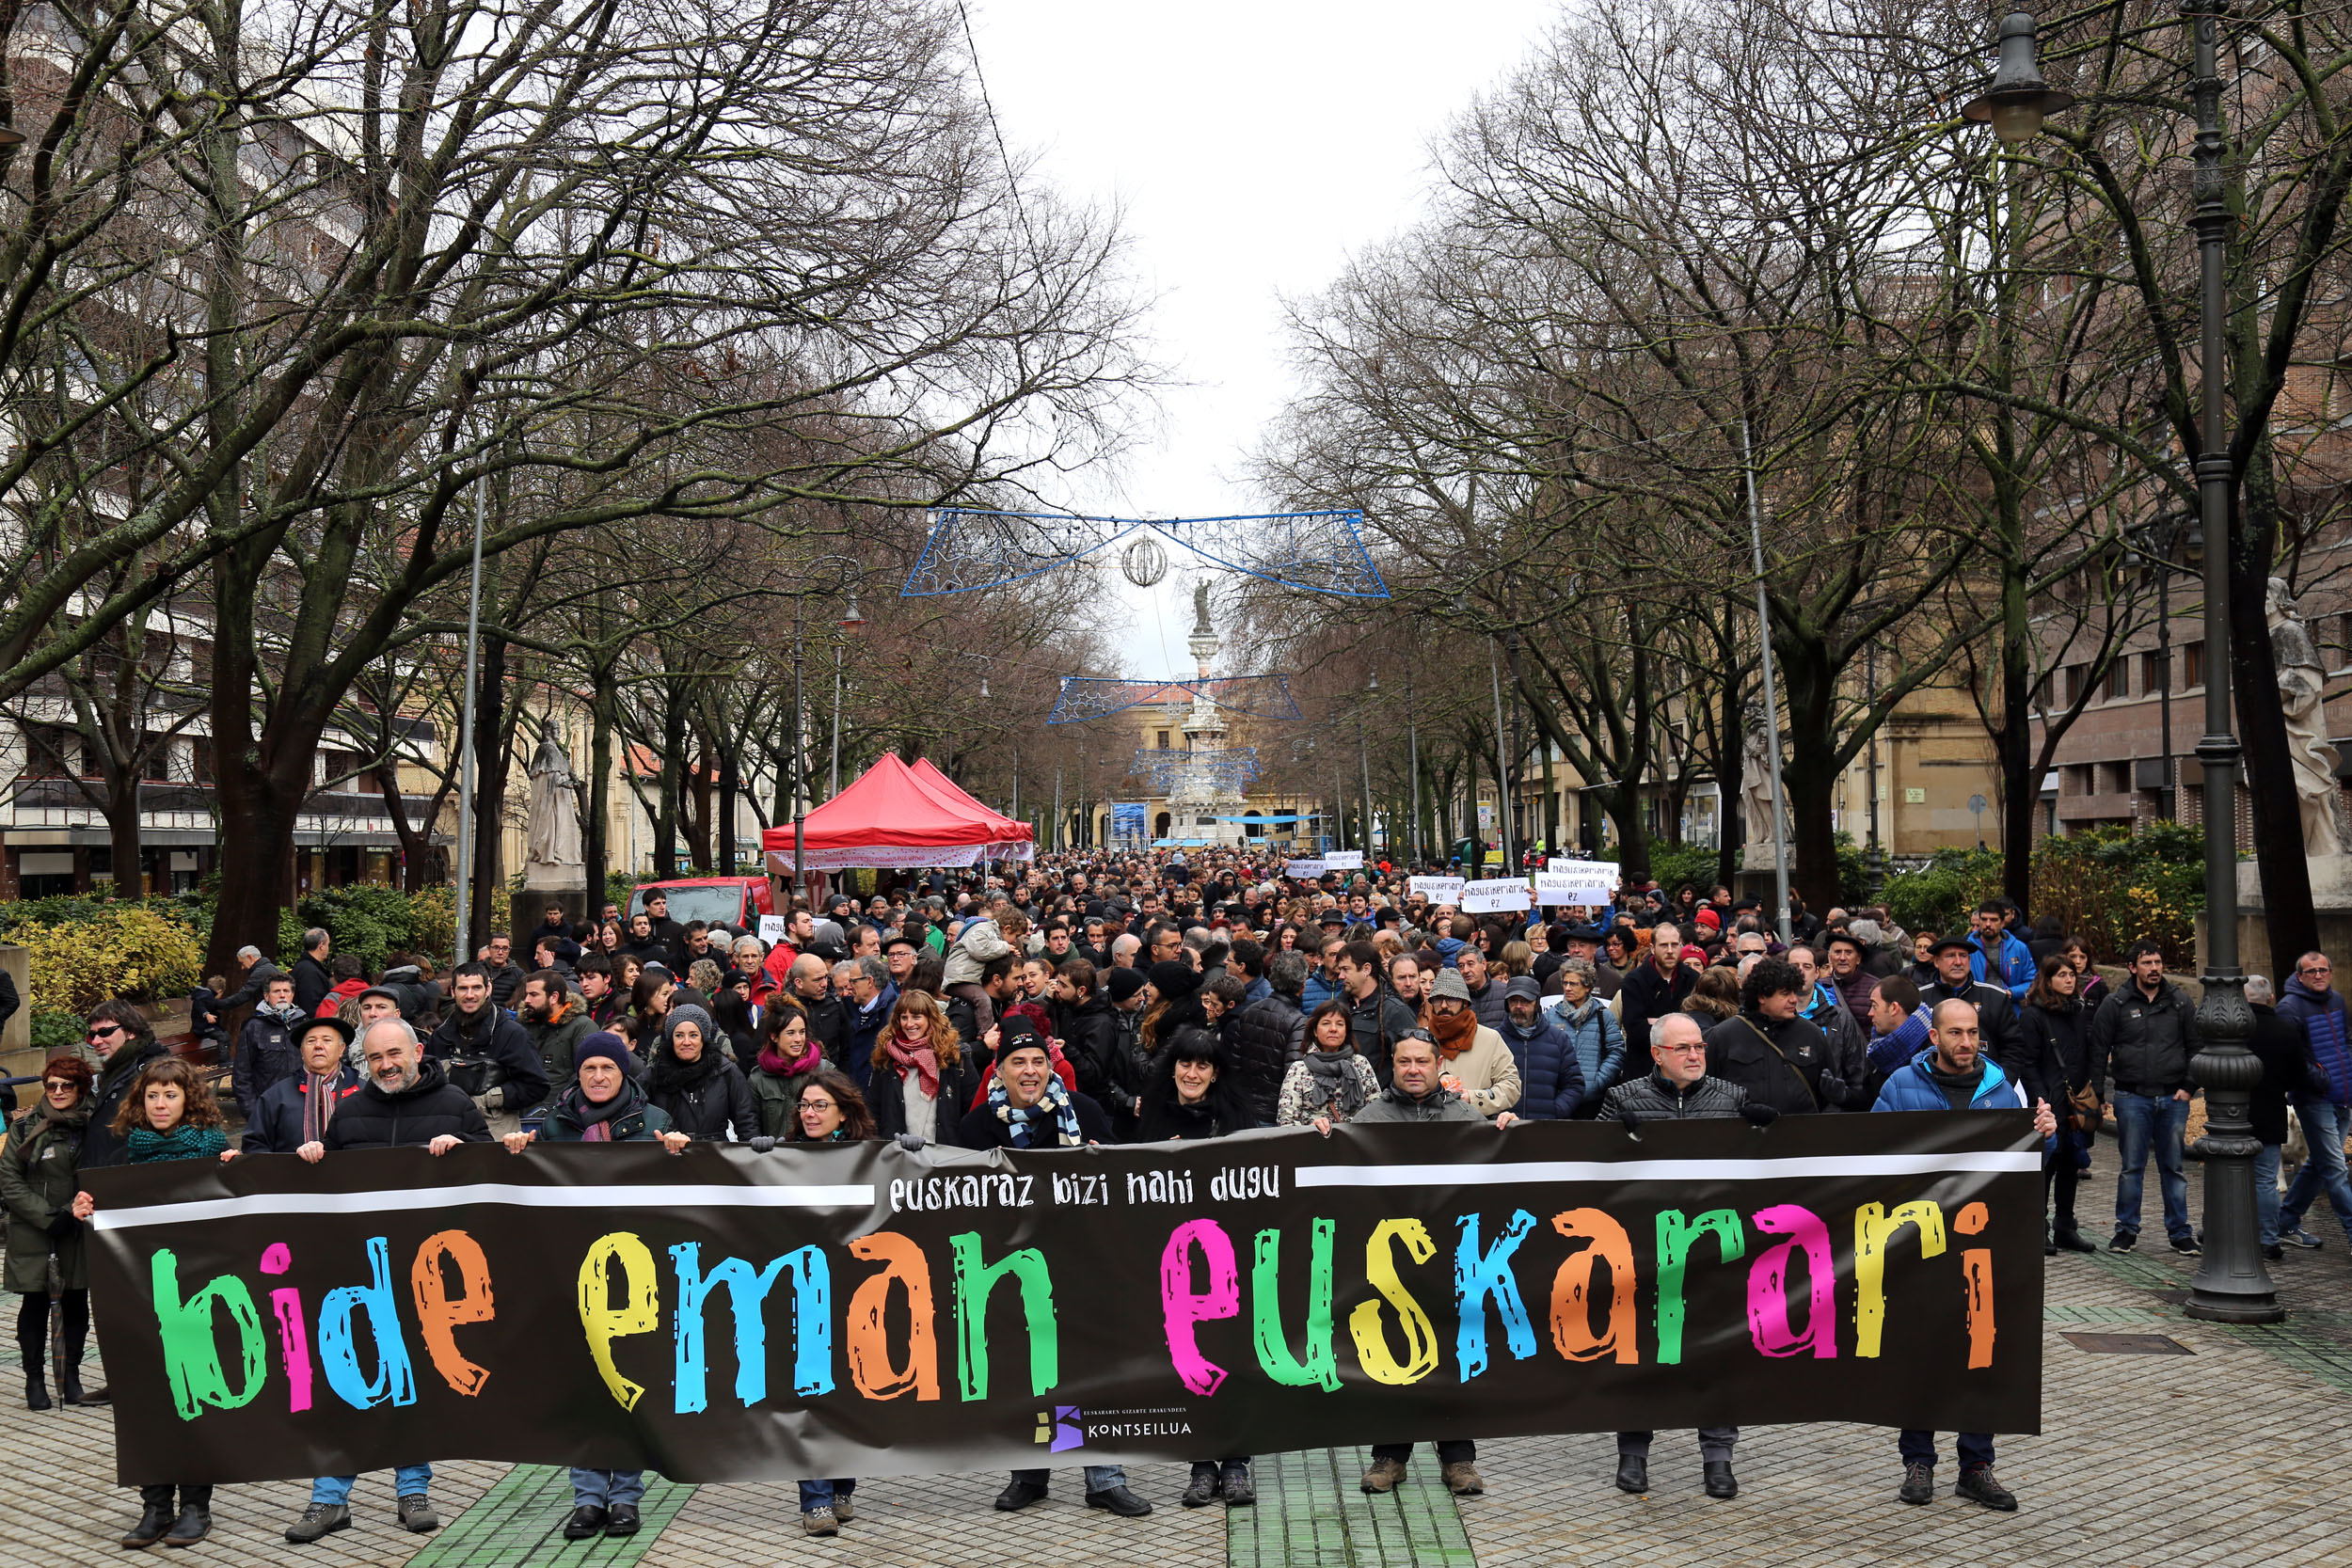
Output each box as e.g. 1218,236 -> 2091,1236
261,1243 -> 312,1411
1161,1220 -> 1240,1396
1747,1204 -> 1835,1359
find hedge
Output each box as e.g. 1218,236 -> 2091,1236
1881,825 -> 2201,970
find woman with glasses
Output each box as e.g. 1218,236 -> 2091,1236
787,1068 -> 879,1535
1,1055 -> 101,1409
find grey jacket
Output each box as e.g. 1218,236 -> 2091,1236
1349,1083 -> 1490,1124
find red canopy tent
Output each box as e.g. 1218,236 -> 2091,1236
761,752 -> 1035,871
905,756 -> 1033,843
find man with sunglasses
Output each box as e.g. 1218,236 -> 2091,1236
77,1004 -> 168,1169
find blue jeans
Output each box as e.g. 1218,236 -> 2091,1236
2110,1089 -> 2192,1241
798,1479 -> 857,1512
570,1469 -> 644,1508
312,1465 -> 431,1505
2280,1098 -> 2352,1246
1899,1431 -> 1994,1469
2255,1144 -> 2282,1246
1008,1465 -> 1128,1494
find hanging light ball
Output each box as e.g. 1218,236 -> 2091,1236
1121,536 -> 1168,588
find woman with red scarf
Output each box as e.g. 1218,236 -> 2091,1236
747,998 -> 823,1138
866,990 -> 981,1147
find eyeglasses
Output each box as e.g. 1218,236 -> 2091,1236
799,1099 -> 837,1113
41,1080 -> 75,1093
2301,963 -> 2332,974
86,1023 -> 122,1039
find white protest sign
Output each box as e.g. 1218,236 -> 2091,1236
1547,858 -> 1581,873
1408,876 -> 1466,905
1284,859 -> 1327,879
1458,879 -> 1533,914
758,914 -> 787,945
1323,849 -> 1363,871
1534,865 -> 1621,907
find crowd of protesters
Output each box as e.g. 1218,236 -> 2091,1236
7,843 -> 2350,1544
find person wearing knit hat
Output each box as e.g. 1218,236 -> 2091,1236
1105,967 -> 1149,1005
645,1005 -> 755,1142
1146,960 -> 1201,1003
1694,908 -> 1722,933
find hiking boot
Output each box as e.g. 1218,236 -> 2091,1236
283,1503 -> 351,1544
1899,1463 -> 1934,1505
802,1506 -> 837,1537
1956,1466 -> 2016,1512
1703,1461 -> 1737,1499
122,1500 -> 174,1549
1181,1466 -> 1223,1508
1221,1467 -> 1256,1507
162,1505 -> 211,1548
1359,1457 -> 1409,1495
1441,1462 -> 1485,1497
1614,1454 -> 1647,1494
397,1494 -> 439,1533
564,1506 -> 607,1540
822,1497 -> 849,1525
2109,1229 -> 2137,1253
1086,1484 -> 1152,1517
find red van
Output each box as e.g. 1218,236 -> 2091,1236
628,875 -> 776,933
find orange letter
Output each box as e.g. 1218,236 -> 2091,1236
409,1230 -> 494,1396
846,1232 -> 940,1402
1549,1208 -> 1637,1364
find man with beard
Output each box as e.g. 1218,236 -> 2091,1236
518,971 -> 595,1099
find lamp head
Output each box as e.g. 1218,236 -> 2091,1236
1962,9 -> 2074,145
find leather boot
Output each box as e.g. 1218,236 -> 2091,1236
121,1491 -> 175,1549
163,1503 -> 212,1547
24,1369 -> 51,1412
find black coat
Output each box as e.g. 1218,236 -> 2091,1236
232,1011 -> 303,1123
645,1054 -> 757,1142
325,1060 -> 494,1149
868,1053 -> 984,1147
799,993 -> 852,1069
2088,980 -> 2199,1099
2019,997 -> 2089,1119
1133,1092 -> 1260,1143
1600,1069 -> 1748,1121
242,1068 -> 365,1154
1053,995 -> 1136,1123
81,1039 -> 169,1169
426,1004 -> 551,1114
1231,991 -> 1306,1124
1703,1009 -> 1851,1116
1618,960 -> 1697,1054
2249,1003 -> 2320,1147
1344,986 -> 1422,1087
291,954 -> 335,1015
957,1088 -> 1115,1148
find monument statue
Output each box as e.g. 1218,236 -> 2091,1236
2268,578 -> 2345,859
523,718 -> 585,881
1740,704 -> 1780,855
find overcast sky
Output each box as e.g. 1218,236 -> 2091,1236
960,0 -> 1561,677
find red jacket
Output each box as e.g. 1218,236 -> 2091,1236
317,978 -> 368,1017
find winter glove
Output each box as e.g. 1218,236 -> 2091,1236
1818,1071 -> 1849,1107
46,1212 -> 80,1241
1740,1101 -> 1780,1128
895,1133 -> 926,1153
748,1136 -> 778,1153
1616,1107 -> 1643,1136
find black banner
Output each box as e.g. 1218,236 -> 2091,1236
85,1116 -> 2043,1483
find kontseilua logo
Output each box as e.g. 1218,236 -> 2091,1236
1033,1406 -> 1084,1452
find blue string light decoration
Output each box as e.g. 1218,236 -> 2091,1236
1133,747 -> 1262,791
1045,674 -> 1303,725
899,510 -> 1387,598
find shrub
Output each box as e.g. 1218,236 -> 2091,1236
16,905 -> 203,1013
1883,849 -> 2003,940
1878,828 -> 2203,971
28,1011 -> 85,1053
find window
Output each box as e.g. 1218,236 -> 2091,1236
1155,731 -> 1170,750
2181,641 -> 2204,689
2141,650 -> 2167,692
2103,662 -> 2131,701
2104,761 -> 2134,795
2062,665 -> 2085,706
2067,764 -> 2096,796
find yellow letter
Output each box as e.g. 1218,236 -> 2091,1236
579,1232 -> 660,1410
1853,1201 -> 1946,1358
1348,1219 -> 1439,1386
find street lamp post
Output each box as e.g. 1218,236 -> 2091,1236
1405,666 -> 1422,865
1964,5 -> 2277,1322
1359,670 -> 1379,861
788,557 -> 864,898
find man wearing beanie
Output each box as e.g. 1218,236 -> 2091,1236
1106,966 -> 1151,1084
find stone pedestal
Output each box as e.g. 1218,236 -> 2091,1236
513,881 -> 591,958
2204,856 -> 2352,981
0,944 -> 24,1052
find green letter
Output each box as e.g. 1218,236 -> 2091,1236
1654,1210 -> 1745,1365
950,1233 -> 1057,1401
151,1248 -> 266,1420
1250,1220 -> 1340,1391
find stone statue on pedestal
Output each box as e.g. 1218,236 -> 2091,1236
2268,578 -> 2345,859
1740,704 -> 1780,855
523,719 -> 584,884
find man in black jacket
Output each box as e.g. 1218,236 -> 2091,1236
1051,959 -> 1135,1131
1618,923 -> 1696,1057
239,1016 -> 362,1154
1232,951 -> 1309,1122
787,955 -> 850,1067
290,928 -> 335,1014
286,1018 -> 487,1544
425,963 -> 549,1121
1703,958 -> 1866,1116
2088,940 -> 2200,1255
79,1003 -> 169,1169
1456,944 -> 1509,1032
1916,937 -> 2033,1102
1337,941 -> 1421,1086
1598,1011 -> 1754,1498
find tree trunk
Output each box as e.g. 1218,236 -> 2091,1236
586,671 -> 615,898
687,732 -> 713,871
1714,673 -> 1745,889
108,776 -> 143,897
2235,450 -> 2315,980
654,693 -> 684,876
717,740 -> 738,875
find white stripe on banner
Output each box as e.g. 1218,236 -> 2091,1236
91,1182 -> 876,1232
1295,1152 -> 2039,1188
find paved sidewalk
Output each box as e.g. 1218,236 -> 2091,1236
4,1130 -> 2347,1567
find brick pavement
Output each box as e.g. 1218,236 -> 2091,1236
4,1129 -> 2347,1567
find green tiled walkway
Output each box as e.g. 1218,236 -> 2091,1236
405,1466 -> 694,1568
1230,1449 -> 1475,1568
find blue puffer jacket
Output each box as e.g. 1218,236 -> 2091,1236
1499,1012 -> 1585,1119
2279,975 -> 2352,1107
1872,1047 -> 2026,1113
1966,929 -> 2036,1001
1544,994 -> 1623,1115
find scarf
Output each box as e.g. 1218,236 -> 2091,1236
1302,1045 -> 1370,1119
256,1000 -> 306,1028
646,1044 -> 721,1098
37,1095 -> 92,1134
759,1035 -> 820,1079
1867,1009 -> 1933,1076
1426,1004 -> 1478,1061
127,1124 -> 225,1164
300,1070 -> 343,1146
568,1081 -> 638,1140
885,1036 -> 943,1098
986,1074 -> 1081,1148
